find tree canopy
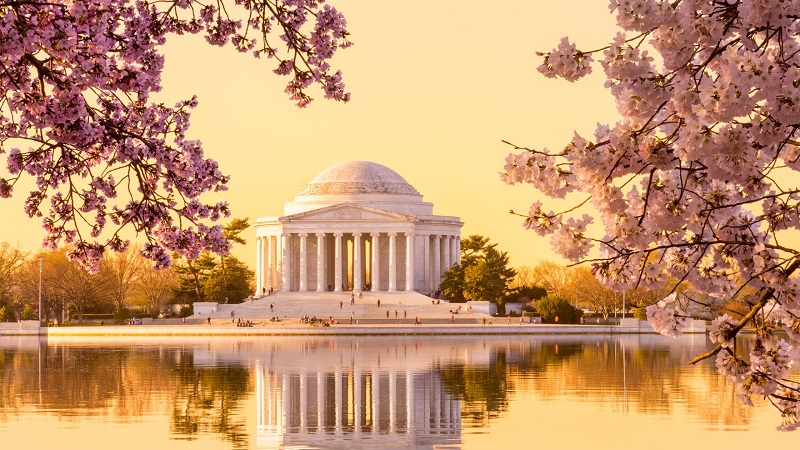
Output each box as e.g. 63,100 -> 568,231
502,0 -> 800,430
440,235 -> 515,303
0,1 -> 351,272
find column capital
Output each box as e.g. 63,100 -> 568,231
333,232 -> 344,237
404,232 -> 414,237
370,232 -> 381,237
298,232 -> 308,238
387,232 -> 397,237
315,232 -> 326,237
353,232 -> 363,237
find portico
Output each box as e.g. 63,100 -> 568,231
254,162 -> 463,294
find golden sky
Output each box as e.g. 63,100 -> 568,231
1,1 -> 623,268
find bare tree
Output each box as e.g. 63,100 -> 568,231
0,243 -> 26,306
48,248 -> 112,323
528,261 -> 572,299
132,265 -> 178,315
565,267 -> 619,319
102,244 -> 147,312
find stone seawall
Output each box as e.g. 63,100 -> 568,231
10,320 -> 707,337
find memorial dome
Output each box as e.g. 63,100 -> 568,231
297,161 -> 421,196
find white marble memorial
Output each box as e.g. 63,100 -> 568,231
254,161 -> 463,294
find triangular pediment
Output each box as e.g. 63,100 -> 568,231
280,203 -> 414,223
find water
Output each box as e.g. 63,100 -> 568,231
0,334 -> 795,449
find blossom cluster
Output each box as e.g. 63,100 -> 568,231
0,0 -> 351,271
504,0 -> 800,429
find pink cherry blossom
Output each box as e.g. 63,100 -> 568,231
0,0 -> 351,273
504,0 -> 800,429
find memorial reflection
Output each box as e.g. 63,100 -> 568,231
0,333 -> 763,448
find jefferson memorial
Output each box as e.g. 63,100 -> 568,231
254,161 -> 463,294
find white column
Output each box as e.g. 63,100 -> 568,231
256,237 -> 262,295
433,235 -> 441,290
450,235 -> 458,268
316,233 -> 326,292
267,236 -> 274,291
299,233 -> 308,292
405,233 -> 414,292
353,232 -> 363,293
388,232 -> 397,292
370,233 -> 381,292
281,234 -> 291,292
456,236 -> 461,265
334,233 -> 343,292
443,236 -> 451,271
422,234 -> 430,293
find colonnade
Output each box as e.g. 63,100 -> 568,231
255,364 -> 460,440
255,231 -> 461,294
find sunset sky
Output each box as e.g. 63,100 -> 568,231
2,1 -> 623,269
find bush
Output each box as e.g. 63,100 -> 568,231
178,305 -> 193,318
114,307 -> 132,324
20,305 -> 36,321
537,296 -> 583,324
633,307 -> 648,321
0,306 -> 17,322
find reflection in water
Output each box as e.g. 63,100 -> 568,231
0,334 -> 785,449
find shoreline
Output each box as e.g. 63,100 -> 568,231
0,321 -> 707,337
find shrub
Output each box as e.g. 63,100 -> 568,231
114,307 -> 132,324
633,307 -> 648,321
178,305 -> 193,318
20,305 -> 36,321
537,296 -> 583,324
0,306 -> 17,322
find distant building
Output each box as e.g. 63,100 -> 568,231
254,161 -> 463,294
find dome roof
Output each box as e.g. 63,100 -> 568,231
297,161 -> 420,196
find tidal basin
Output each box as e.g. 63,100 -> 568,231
0,334 -> 796,450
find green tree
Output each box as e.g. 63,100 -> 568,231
0,305 -> 16,322
440,235 -> 515,303
537,296 -> 583,324
203,256 -> 254,304
19,305 -> 36,321
172,253 -> 217,303
218,218 -> 251,303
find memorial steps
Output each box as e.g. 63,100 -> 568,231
205,291 -> 483,323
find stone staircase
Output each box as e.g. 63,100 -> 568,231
195,291 -> 484,323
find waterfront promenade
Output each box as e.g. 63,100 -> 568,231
0,291 -> 707,336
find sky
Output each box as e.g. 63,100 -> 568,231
1,1 -> 623,269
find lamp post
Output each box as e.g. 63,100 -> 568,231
38,255 -> 43,324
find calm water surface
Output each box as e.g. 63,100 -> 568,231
0,334 -> 795,449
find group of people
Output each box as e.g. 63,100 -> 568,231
300,315 -> 338,326
236,318 -> 253,327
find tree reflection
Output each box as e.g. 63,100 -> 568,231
171,364 -> 250,448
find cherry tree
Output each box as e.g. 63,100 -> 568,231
502,0 -> 800,430
0,0 -> 351,272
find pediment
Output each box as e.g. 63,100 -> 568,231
281,203 -> 414,223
